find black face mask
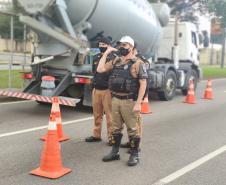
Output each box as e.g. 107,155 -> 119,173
99,47 -> 107,53
118,47 -> 130,56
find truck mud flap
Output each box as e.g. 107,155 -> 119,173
82,84 -> 92,107
0,90 -> 80,107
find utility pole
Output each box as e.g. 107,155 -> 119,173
173,12 -> 179,69
210,43 -> 214,65
220,28 -> 226,68
23,24 -> 27,71
9,16 -> 14,89
22,24 -> 27,88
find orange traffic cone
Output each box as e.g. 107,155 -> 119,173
30,113 -> 72,179
41,97 -> 69,142
203,79 -> 213,100
141,95 -> 152,114
184,80 -> 196,104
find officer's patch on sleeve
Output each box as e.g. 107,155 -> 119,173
139,63 -> 148,79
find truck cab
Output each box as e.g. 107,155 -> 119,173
158,21 -> 200,66
147,20 -> 202,101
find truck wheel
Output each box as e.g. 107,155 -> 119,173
158,70 -> 177,101
181,69 -> 198,96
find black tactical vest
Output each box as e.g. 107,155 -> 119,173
109,59 -> 139,96
92,53 -> 111,90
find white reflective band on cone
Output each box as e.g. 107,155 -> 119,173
56,117 -> 61,123
48,121 -> 57,130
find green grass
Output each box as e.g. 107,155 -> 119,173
201,65 -> 226,80
0,66 -> 225,89
0,70 -> 23,89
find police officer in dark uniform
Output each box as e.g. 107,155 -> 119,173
97,36 -> 148,166
85,37 -> 113,145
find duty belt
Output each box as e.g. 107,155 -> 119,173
94,86 -> 108,90
112,93 -> 134,100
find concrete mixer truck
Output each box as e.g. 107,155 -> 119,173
2,0 -> 201,106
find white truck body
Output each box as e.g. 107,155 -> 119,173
158,21 -> 200,66
0,1 -> 202,105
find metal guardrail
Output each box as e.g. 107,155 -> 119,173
0,4 -> 30,89
0,52 -> 31,64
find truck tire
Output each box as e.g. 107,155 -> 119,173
158,70 -> 177,101
181,69 -> 198,96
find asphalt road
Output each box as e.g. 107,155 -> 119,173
0,79 -> 226,185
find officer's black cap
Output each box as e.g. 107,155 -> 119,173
98,36 -> 112,45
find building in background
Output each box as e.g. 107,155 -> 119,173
0,0 -> 11,10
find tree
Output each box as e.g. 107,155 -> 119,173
148,0 -> 160,2
148,0 -> 201,16
0,15 -> 11,38
206,0 -> 226,68
207,0 -> 226,28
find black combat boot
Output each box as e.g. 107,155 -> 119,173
102,133 -> 123,162
107,137 -> 113,146
121,137 -> 140,154
85,136 -> 101,142
120,142 -> 131,148
127,137 -> 140,166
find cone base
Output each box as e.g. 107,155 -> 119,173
58,136 -> 70,142
30,167 -> 72,179
183,101 -> 196,104
40,135 -> 47,141
141,111 -> 152,114
202,97 -> 213,100
40,135 -> 70,142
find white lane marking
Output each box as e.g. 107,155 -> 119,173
0,100 -> 34,105
0,117 -> 93,138
152,145 -> 226,185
